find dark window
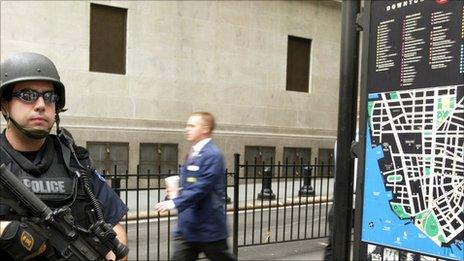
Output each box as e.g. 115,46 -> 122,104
317,148 -> 334,177
283,147 -> 312,164
317,148 -> 334,164
283,147 -> 312,176
244,146 -> 275,176
139,143 -> 179,174
286,35 -> 311,93
90,3 -> 127,74
87,142 -> 129,175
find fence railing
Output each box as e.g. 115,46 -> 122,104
105,170 -> 176,260
101,155 -> 335,260
231,154 -> 334,255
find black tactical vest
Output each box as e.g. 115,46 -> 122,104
0,133 -> 96,229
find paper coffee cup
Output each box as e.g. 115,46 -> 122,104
165,175 -> 180,199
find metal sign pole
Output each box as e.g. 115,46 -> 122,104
333,0 -> 361,260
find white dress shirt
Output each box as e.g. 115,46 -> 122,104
190,138 -> 211,158
156,138 -> 213,212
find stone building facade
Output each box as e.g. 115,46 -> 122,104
0,1 -> 341,173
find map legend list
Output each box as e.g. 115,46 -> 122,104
400,13 -> 425,87
461,44 -> 464,74
376,19 -> 397,72
429,11 -> 455,70
461,6 -> 464,74
368,0 -> 463,92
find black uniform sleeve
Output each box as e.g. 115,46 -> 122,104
90,171 -> 128,226
69,143 -> 128,226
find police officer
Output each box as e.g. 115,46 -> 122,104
0,52 -> 128,260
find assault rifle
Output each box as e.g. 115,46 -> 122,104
0,164 -> 128,260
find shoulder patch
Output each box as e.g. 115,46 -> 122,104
21,230 -> 34,251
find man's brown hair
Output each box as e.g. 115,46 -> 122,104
191,112 -> 215,132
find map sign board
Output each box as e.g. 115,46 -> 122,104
361,0 -> 464,259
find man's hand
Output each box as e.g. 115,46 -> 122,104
105,224 -> 128,261
106,251 -> 116,261
154,200 -> 175,213
0,221 -> 11,235
166,186 -> 180,199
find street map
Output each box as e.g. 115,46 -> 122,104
367,84 -> 463,248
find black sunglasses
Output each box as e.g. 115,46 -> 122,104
12,89 -> 60,104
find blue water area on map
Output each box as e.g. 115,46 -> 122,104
361,128 -> 464,260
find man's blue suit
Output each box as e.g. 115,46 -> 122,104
172,140 -> 228,243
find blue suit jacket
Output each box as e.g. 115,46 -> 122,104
172,141 -> 228,242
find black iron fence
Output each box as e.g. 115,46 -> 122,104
231,154 -> 334,256
102,155 -> 334,260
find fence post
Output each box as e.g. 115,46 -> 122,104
299,166 -> 315,196
225,168 -> 231,204
113,165 -> 120,196
233,153 -> 240,257
257,166 -> 276,200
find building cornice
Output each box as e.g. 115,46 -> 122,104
60,115 -> 337,140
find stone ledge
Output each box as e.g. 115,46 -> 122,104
60,115 -> 337,139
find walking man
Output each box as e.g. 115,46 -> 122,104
155,112 -> 235,261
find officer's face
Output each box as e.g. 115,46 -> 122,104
7,81 -> 56,133
185,115 -> 209,144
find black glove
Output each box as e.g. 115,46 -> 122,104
0,221 -> 48,260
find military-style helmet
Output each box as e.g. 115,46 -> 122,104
0,52 -> 65,110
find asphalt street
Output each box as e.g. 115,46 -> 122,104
124,203 -> 331,260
